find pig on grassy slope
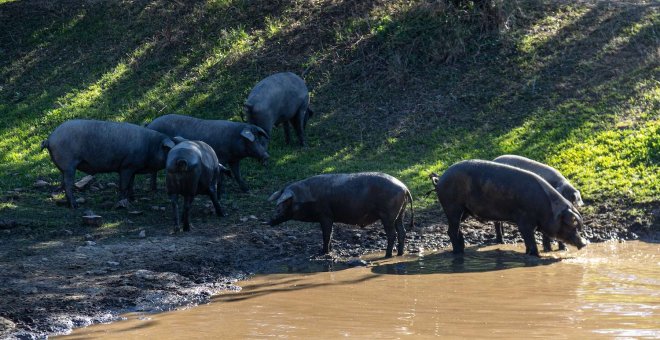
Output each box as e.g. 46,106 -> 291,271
147,114 -> 269,192
42,119 -> 175,208
244,72 -> 313,147
166,138 -> 230,232
492,154 -> 584,251
268,172 -> 414,258
429,160 -> 588,257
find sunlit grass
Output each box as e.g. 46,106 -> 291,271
0,0 -> 657,233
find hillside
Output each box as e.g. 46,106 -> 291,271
1,0 -> 659,337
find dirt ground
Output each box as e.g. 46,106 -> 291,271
0,200 -> 658,339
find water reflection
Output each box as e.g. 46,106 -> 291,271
60,242 -> 660,339
373,248 -> 562,275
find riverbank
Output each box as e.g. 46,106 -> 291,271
1,200 -> 657,339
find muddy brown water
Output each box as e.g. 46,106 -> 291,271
61,241 -> 659,339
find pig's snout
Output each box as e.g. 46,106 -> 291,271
573,235 -> 589,250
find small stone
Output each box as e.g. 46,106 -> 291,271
151,206 -> 161,211
106,182 -> 118,188
90,185 -> 100,192
107,261 -> 120,266
240,217 -> 248,222
75,175 -> 94,190
75,197 -> 86,204
160,207 -> 166,211
139,230 -> 146,238
249,215 -> 258,220
114,199 -> 131,210
84,234 -> 93,240
128,210 -> 143,216
63,229 -> 73,235
85,240 -> 96,246
347,258 -> 368,267
13,188 -> 23,192
82,215 -> 102,227
33,180 -> 49,188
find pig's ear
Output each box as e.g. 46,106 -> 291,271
172,136 -> 187,144
561,209 -> 580,228
276,189 -> 294,205
240,128 -> 255,142
162,138 -> 176,150
254,126 -> 269,140
268,189 -> 282,202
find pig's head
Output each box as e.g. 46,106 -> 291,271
551,207 -> 589,250
559,183 -> 584,207
153,137 -> 177,169
240,126 -> 270,166
267,188 -> 294,226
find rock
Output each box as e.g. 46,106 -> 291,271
240,217 -> 248,222
84,233 -> 94,240
114,198 -> 131,210
128,210 -> 144,216
347,258 -> 368,267
63,229 -> 73,235
139,230 -> 146,238
33,180 -> 49,188
82,215 -> 102,227
75,197 -> 86,204
106,182 -> 118,189
151,206 -> 161,211
74,175 -> 94,190
85,241 -> 96,246
0,316 -> 16,336
107,261 -> 120,266
249,215 -> 258,220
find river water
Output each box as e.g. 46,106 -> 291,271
62,241 -> 659,339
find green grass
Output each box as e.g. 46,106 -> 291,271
0,0 -> 658,231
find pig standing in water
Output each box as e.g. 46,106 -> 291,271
42,119 -> 175,208
429,160 -> 588,257
147,114 -> 270,192
166,138 -> 229,232
493,154 -> 584,251
244,72 -> 313,146
268,172 -> 414,258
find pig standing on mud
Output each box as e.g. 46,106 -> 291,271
147,114 -> 270,192
268,172 -> 414,258
166,138 -> 231,232
244,72 -> 313,146
493,154 -> 584,251
42,119 -> 175,208
429,160 -> 588,257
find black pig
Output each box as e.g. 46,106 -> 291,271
166,138 -> 230,232
244,72 -> 313,146
429,160 -> 588,257
493,155 -> 584,251
147,114 -> 269,192
42,119 -> 175,208
268,172 -> 414,258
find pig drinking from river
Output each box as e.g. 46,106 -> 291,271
429,160 -> 588,257
244,72 -> 313,146
166,138 -> 230,232
42,119 -> 175,208
147,114 -> 269,192
492,154 -> 584,251
268,172 -> 414,258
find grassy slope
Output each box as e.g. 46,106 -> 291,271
0,0 -> 658,231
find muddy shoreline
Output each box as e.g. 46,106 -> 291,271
1,205 -> 658,339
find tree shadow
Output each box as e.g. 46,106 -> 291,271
372,248 -> 562,275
